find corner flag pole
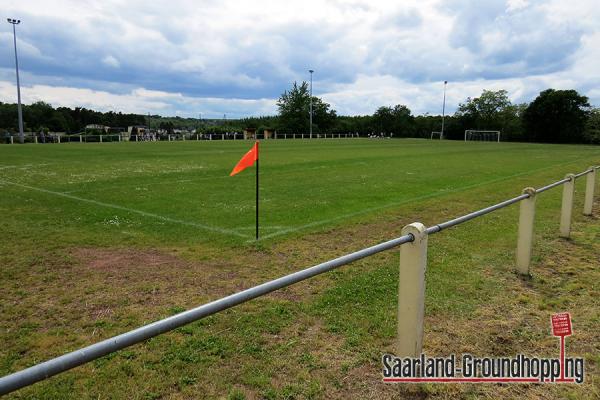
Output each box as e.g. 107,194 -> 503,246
229,140 -> 260,240
255,142 -> 259,240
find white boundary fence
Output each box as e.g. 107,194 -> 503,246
2,132 -> 361,144
0,166 -> 597,394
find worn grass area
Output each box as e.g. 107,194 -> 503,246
0,139 -> 599,399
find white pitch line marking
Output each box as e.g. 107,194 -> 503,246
62,179 -> 195,194
235,226 -> 288,231
0,163 -> 50,170
1,179 -> 249,238
258,159 -> 593,241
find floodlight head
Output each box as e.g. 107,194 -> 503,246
7,18 -> 20,24
309,69 -> 314,73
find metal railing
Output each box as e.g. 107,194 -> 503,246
0,166 -> 597,395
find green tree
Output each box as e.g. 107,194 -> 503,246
372,105 -> 414,136
277,81 -> 336,133
523,89 -> 590,143
47,112 -> 69,132
26,101 -> 54,131
584,107 -> 600,144
391,104 -> 414,137
497,103 -> 527,141
455,90 -> 512,128
331,115 -> 371,135
159,121 -> 175,134
414,113 -> 443,138
372,106 -> 394,133
452,89 -> 526,140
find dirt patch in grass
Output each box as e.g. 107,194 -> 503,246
73,247 -> 191,272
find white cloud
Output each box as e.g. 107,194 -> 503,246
0,81 -> 168,112
101,55 -> 120,68
0,0 -> 598,117
0,81 -> 276,117
507,0 -> 528,12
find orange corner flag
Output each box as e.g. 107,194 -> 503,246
230,142 -> 259,176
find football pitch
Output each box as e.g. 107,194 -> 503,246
1,139 -> 599,399
1,139 -> 598,247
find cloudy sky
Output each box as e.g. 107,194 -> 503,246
0,0 -> 599,118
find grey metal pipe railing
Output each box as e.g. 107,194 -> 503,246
0,233 -> 414,395
426,193 -> 530,235
426,168 -> 595,235
536,177 -> 571,194
574,169 -> 593,179
0,166 -> 596,395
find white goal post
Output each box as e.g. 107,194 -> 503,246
464,130 -> 501,142
430,131 -> 442,140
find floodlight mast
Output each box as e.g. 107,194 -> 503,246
309,69 -> 314,139
7,18 -> 24,144
441,80 -> 447,140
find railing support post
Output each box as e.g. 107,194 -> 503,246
516,187 -> 536,275
397,222 -> 428,357
560,174 -> 576,239
584,167 -> 597,216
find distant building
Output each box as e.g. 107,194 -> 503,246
243,128 -> 257,139
264,129 -> 275,139
127,125 -> 148,136
85,124 -> 110,133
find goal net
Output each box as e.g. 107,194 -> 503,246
464,130 -> 501,142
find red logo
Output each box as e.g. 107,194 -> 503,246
551,312 -> 573,382
551,312 -> 572,337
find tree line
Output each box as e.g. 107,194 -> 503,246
1,86 -> 598,144
273,84 -> 599,144
0,102 -> 148,133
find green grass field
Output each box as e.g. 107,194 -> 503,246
1,139 -> 599,399
1,139 -> 599,246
